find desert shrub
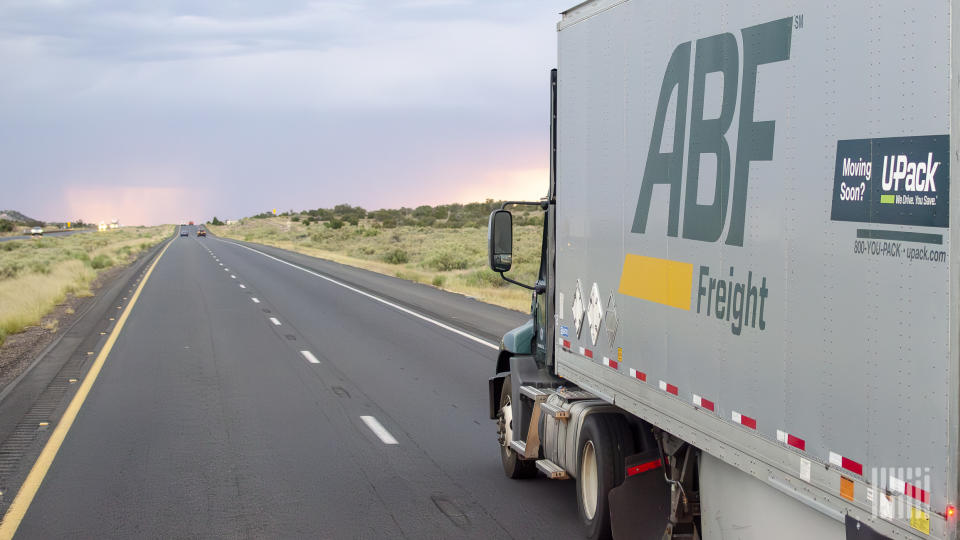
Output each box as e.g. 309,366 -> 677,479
463,269 -> 506,288
29,260 -> 51,274
90,254 -> 113,269
0,261 -> 22,280
432,275 -> 446,287
325,219 -> 344,229
426,250 -> 469,271
382,248 -> 409,264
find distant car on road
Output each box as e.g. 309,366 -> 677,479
30,226 -> 43,237
197,229 -> 206,237
180,224 -> 189,237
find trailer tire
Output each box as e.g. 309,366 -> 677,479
576,414 -> 631,540
498,376 -> 536,479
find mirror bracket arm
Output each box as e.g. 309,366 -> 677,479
499,273 -> 545,294
500,200 -> 550,211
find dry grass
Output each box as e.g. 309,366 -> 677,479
211,217 -> 543,312
0,226 -> 172,344
0,260 -> 95,341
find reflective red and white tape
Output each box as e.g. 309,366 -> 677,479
731,411 -> 757,430
692,394 -> 715,412
776,429 -> 806,451
828,451 -> 863,476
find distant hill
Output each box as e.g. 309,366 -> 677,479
0,210 -> 43,226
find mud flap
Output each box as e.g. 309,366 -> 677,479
608,450 -> 671,540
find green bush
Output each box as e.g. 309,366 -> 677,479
325,219 -> 344,229
29,260 -> 51,274
0,261 -> 23,280
464,269 -> 506,288
382,248 -> 409,265
426,251 -> 469,271
90,254 -> 113,269
0,219 -> 13,232
432,275 -> 446,287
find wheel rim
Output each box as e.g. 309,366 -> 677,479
581,440 -> 598,520
499,396 -> 514,448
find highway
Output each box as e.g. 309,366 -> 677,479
0,230 -> 92,243
0,228 -> 580,538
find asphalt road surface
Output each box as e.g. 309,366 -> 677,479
4,229 -> 581,538
0,230 -> 92,243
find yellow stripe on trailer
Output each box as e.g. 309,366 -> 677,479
618,254 -> 693,310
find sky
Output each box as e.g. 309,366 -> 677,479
0,0 -> 571,225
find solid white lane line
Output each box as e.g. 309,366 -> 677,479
251,297 -> 260,303
239,284 -> 246,289
269,317 -> 281,326
360,416 -> 398,445
221,240 -> 498,350
300,350 -> 320,364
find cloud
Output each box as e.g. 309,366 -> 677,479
0,1 -> 571,223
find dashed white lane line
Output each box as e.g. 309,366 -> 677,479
219,263 -> 223,266
360,416 -> 398,445
269,317 -> 281,326
221,240 -> 498,350
231,275 -> 236,279
251,297 -> 260,303
225,268 -> 230,271
239,284 -> 246,289
300,350 -> 320,364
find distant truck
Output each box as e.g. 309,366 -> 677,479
487,2 -> 956,539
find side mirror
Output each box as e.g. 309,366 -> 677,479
488,209 -> 513,273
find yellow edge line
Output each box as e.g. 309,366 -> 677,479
0,240 -> 172,540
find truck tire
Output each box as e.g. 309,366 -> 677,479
576,414 -> 632,540
498,376 -> 536,479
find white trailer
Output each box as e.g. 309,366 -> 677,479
487,1 -> 958,539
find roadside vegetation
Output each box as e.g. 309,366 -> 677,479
0,226 -> 172,345
210,201 -> 545,311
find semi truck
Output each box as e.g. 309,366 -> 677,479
487,1 -> 958,539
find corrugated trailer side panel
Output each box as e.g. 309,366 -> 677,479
554,0 -> 954,537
